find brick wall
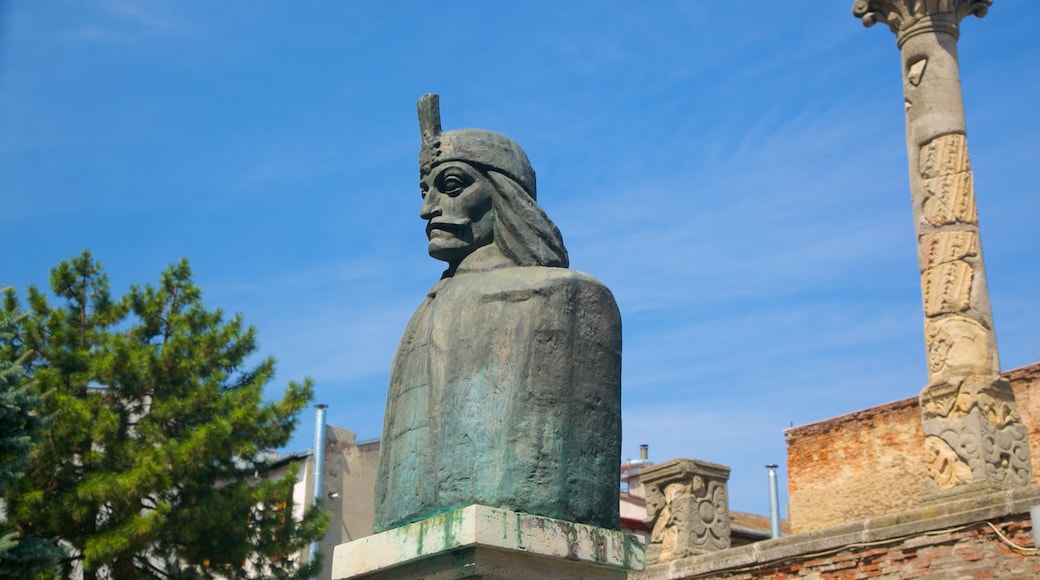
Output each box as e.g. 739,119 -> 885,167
753,516 -> 1037,579
691,514 -> 1039,579
1007,364 -> 1040,486
785,397 -> 926,532
785,362 -> 1040,533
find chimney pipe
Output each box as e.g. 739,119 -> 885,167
307,404 -> 329,568
639,444 -> 649,461
766,464 -> 781,539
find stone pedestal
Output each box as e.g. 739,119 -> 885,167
331,504 -> 645,579
641,459 -> 731,565
920,377 -> 1030,491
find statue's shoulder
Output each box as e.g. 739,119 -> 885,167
541,267 -> 613,294
480,265 -> 608,290
472,266 -> 618,311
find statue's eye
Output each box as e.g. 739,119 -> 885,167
420,182 -> 429,199
442,175 -> 467,195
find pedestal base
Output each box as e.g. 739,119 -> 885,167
331,504 -> 645,579
920,376 -> 1031,490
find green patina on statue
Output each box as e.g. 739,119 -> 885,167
373,94 -> 622,532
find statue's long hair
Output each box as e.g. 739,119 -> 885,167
486,169 -> 569,269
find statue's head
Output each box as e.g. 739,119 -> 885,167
419,127 -> 536,200
417,94 -> 567,274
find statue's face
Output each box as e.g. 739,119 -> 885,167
420,161 -> 495,266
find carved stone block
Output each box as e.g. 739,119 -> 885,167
920,132 -> 970,179
924,315 -> 997,382
918,231 -> 977,272
641,459 -> 730,564
922,173 -> 977,226
919,230 -> 981,319
921,260 -> 973,317
919,133 -> 978,226
920,375 -> 1020,423
920,376 -> 1031,492
924,435 -> 973,488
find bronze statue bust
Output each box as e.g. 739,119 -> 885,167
373,94 -> 622,532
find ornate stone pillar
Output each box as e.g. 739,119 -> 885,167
852,0 -> 1030,492
641,459 -> 730,564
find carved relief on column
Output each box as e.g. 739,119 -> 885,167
919,133 -> 977,227
920,260 -> 973,317
924,317 -> 996,385
920,376 -> 1031,490
915,132 -> 996,382
921,376 -> 1021,426
641,459 -> 730,564
918,230 -> 977,299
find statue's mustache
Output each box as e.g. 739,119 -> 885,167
426,219 -> 470,238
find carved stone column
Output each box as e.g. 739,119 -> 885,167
852,0 -> 1030,492
641,459 -> 730,564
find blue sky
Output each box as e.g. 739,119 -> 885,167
2,1 -> 1038,519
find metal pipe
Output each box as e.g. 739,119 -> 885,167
766,464 -> 781,539
1030,505 -> 1040,548
307,404 -> 329,570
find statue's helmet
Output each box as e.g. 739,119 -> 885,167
418,94 -> 537,199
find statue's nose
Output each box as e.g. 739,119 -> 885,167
420,192 -> 440,220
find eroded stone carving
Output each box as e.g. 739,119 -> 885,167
642,459 -> 730,564
983,420 -> 1031,484
920,133 -> 978,226
918,231 -> 979,318
976,384 -> 1022,428
373,95 -> 622,533
922,378 -> 1031,491
920,132 -> 970,179
924,435 -> 972,489
920,375 -> 1020,424
920,381 -> 961,419
907,57 -> 928,86
918,231 -> 977,272
921,172 -> 977,226
921,260 -> 973,317
924,316 -> 997,382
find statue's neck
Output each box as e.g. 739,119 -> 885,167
443,244 -> 513,278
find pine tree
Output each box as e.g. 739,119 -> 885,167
0,288 -> 64,578
3,252 -> 328,579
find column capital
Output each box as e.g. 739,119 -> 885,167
852,1 -> 991,43
641,459 -> 731,564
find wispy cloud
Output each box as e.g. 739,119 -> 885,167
60,0 -> 189,44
